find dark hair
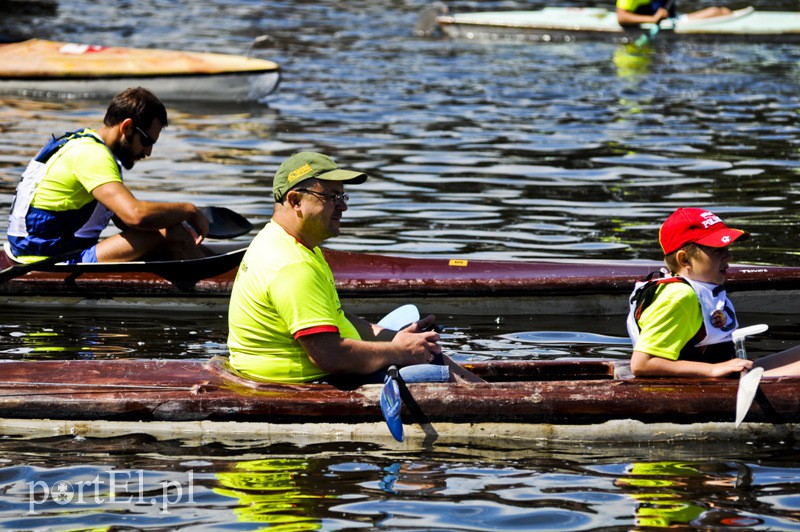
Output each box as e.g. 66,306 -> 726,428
103,87 -> 168,130
664,242 -> 702,274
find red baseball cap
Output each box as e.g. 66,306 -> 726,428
659,208 -> 749,255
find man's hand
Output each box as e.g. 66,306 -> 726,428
410,314 -> 438,332
187,208 -> 209,237
392,314 -> 442,364
406,315 -> 485,382
182,208 -> 210,245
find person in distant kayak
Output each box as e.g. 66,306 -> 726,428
616,0 -> 731,26
7,87 -> 209,263
227,151 -> 480,385
627,207 -> 800,378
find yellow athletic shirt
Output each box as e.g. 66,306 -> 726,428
616,0 -> 653,12
633,282 -> 702,360
32,129 -> 121,211
227,221 -> 361,383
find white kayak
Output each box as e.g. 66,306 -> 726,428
434,7 -> 800,43
0,39 -> 281,101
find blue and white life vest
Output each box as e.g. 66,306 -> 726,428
626,271 -> 737,361
7,130 -> 120,257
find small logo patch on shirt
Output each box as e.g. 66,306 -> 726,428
710,309 -> 727,329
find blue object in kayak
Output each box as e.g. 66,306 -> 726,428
380,366 -> 403,442
380,364 -> 450,442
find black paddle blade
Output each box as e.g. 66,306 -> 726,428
199,207 -> 254,239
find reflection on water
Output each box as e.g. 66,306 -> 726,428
215,458 -> 329,529
3,308 -> 800,363
615,461 -> 756,528
0,437 -> 798,530
612,43 -> 655,78
2,5 -> 800,263
0,308 -> 229,360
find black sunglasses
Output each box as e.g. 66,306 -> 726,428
134,125 -> 156,148
296,188 -> 349,205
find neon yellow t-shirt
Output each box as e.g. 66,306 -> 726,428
32,129 -> 121,211
616,0 -> 653,12
227,221 -> 361,383
634,282 -> 702,360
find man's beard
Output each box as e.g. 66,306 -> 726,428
114,134 -> 138,170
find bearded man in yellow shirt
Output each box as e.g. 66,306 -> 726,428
8,87 -> 208,263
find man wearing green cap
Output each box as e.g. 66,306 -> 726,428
227,152 -> 444,384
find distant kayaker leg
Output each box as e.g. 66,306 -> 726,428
684,6 -> 731,20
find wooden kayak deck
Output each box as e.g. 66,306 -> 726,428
0,357 -> 797,445
0,39 -> 281,101
2,246 -> 800,315
0,39 -> 279,77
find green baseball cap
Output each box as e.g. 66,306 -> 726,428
273,152 -> 368,201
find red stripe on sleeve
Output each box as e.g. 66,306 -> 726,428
294,325 -> 339,339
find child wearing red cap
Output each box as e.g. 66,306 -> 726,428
627,208 -> 800,378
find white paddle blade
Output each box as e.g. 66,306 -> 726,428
732,324 -> 769,344
377,304 -> 421,330
735,366 -> 764,427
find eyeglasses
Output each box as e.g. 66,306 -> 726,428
296,188 -> 349,205
134,125 -> 156,148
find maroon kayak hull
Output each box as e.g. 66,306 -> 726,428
0,358 -> 797,443
2,247 -> 799,314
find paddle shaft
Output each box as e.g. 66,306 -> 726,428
0,206 -> 252,284
733,323 -> 769,370
734,338 -> 747,361
734,324 -> 768,375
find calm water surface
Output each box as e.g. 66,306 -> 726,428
2,0 -> 800,529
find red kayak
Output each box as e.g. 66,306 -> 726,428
2,244 -> 798,315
